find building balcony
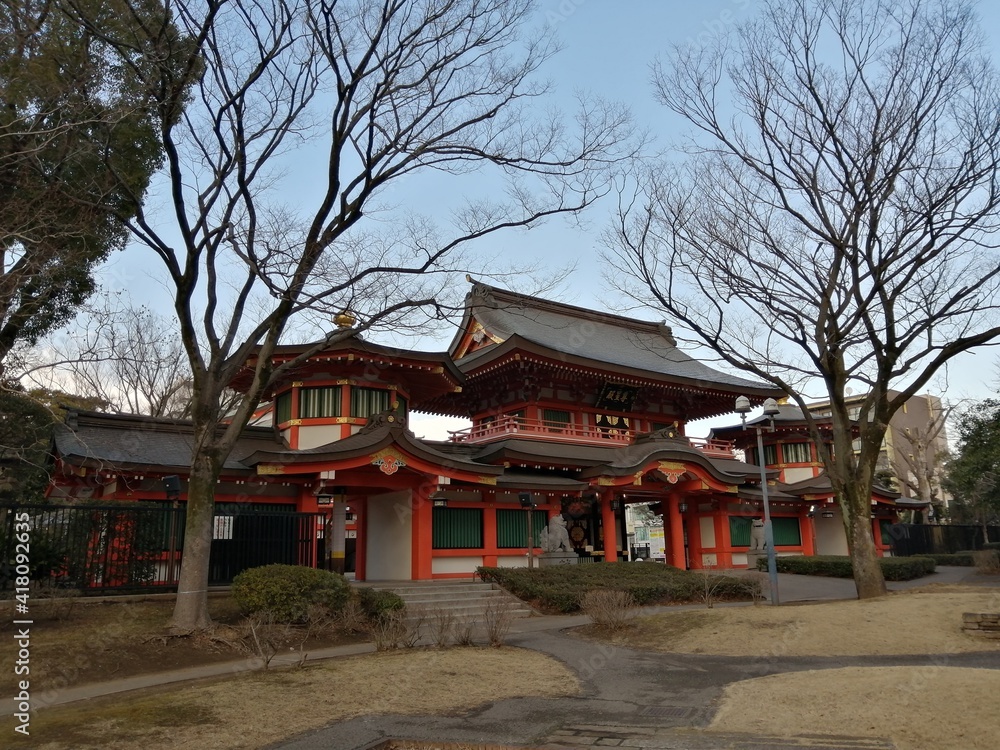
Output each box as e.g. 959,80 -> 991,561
447,415 -> 736,456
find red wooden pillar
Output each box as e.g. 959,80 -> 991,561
713,509 -> 732,568
601,489 -> 618,562
411,486 -> 433,579
482,491 -> 498,567
801,510 -> 816,557
872,515 -> 885,557
668,492 -> 686,569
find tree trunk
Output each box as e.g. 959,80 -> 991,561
169,450 -> 222,632
842,483 -> 887,599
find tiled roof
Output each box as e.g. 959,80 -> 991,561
456,282 -> 776,392
53,411 -> 282,472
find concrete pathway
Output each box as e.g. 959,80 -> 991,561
5,567 -> 999,750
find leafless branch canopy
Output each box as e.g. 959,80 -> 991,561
607,0 -> 1000,427
603,0 -> 1000,595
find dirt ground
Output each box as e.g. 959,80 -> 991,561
0,596 -> 364,694
11,647 -> 578,750
711,666 -> 1000,750
588,585 -> 1000,657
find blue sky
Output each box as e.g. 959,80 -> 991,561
93,0 -> 1000,437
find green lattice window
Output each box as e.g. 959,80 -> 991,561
730,516 -> 801,547
496,509 -> 548,548
275,392 -> 292,424
300,386 -> 341,418
351,387 -> 391,418
782,442 -> 811,463
432,507 -> 483,549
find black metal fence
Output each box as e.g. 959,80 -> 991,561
0,503 -> 323,593
886,523 -> 993,556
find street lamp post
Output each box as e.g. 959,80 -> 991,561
735,396 -> 781,606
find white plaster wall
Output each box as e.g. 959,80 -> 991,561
732,552 -> 748,567
783,467 -> 815,484
699,517 -> 716,548
497,555 -> 530,568
701,553 -> 718,567
431,556 -> 483,575
814,514 -> 849,556
365,490 -> 412,580
296,425 -> 342,449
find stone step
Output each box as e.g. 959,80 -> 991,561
366,579 -> 535,622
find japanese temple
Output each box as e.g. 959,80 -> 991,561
47,280 -> 912,582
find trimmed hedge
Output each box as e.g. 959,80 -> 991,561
755,555 -> 936,581
920,553 -> 976,567
356,587 -> 405,621
476,563 -> 755,613
231,564 -> 351,623
984,542 -> 1000,552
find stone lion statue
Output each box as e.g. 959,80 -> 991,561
539,514 -> 573,553
749,517 -> 767,551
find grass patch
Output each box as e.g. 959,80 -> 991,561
0,595 -> 362,694
477,563 -> 756,613
584,588 -> 1000,657
8,647 -> 577,750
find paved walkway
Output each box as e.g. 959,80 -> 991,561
6,567 -> 999,750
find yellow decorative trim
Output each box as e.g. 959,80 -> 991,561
658,461 -> 686,472
287,419 -> 302,426
257,465 -> 285,475
477,475 -> 498,486
336,378 -> 350,385
453,386 -> 463,392
724,485 -> 739,493
336,417 -> 349,424
432,366 -> 444,374
597,477 -> 615,486
292,381 -> 303,387
633,471 -> 643,486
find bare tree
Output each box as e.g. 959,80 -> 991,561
890,404 -> 952,521
69,0 -> 633,630
25,299 -> 194,417
604,0 -> 1000,598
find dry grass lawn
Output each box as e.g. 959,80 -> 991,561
599,586 -> 1000,657
711,666 -> 1000,750
10,647 -> 578,750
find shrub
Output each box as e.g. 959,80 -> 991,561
972,549 -> 1000,574
984,542 -> 1000,553
920,553 -> 976,567
356,587 -> 405,621
368,609 -> 407,651
477,563 -> 754,613
231,564 -> 350,623
581,589 -> 637,631
483,598 -> 515,647
755,555 -> 935,581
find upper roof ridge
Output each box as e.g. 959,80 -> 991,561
466,279 -> 677,345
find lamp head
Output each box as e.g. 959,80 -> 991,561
762,398 -> 780,417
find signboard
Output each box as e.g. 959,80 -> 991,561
212,516 -> 234,540
595,383 -> 638,412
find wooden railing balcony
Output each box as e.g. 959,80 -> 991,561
447,415 -> 736,456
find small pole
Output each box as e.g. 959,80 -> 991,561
756,426 -> 781,605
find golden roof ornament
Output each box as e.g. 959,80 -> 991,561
334,311 -> 356,329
